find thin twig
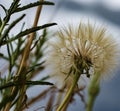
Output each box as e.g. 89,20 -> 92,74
15,0 -> 44,110
4,0 -> 44,110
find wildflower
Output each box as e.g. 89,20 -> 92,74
44,23 -> 119,88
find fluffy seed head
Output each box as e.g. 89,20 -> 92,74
44,23 -> 119,87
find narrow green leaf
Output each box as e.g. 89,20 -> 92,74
0,17 -> 2,27
0,82 -> 14,90
15,1 -> 54,13
3,0 -> 20,23
41,75 -> 51,81
26,80 -> 54,86
26,61 -> 44,74
0,80 -> 53,90
1,23 -> 57,45
6,36 -> 12,72
0,14 -> 25,42
8,0 -> 20,14
0,4 -> 7,14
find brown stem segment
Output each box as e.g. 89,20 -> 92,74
4,0 -> 44,111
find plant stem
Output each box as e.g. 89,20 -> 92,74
0,22 -> 5,34
56,72 -> 80,111
3,0 -> 44,110
86,72 -> 100,111
0,0 -> 20,36
15,0 -> 44,110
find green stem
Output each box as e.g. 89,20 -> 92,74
0,0 -> 20,36
86,72 -> 100,111
56,72 -> 80,111
0,21 -> 6,34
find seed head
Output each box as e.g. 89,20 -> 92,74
44,23 -> 119,87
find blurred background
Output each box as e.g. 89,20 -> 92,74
0,0 -> 120,111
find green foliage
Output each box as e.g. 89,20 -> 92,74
0,0 -> 56,110
1,23 -> 56,46
15,1 -> 54,13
